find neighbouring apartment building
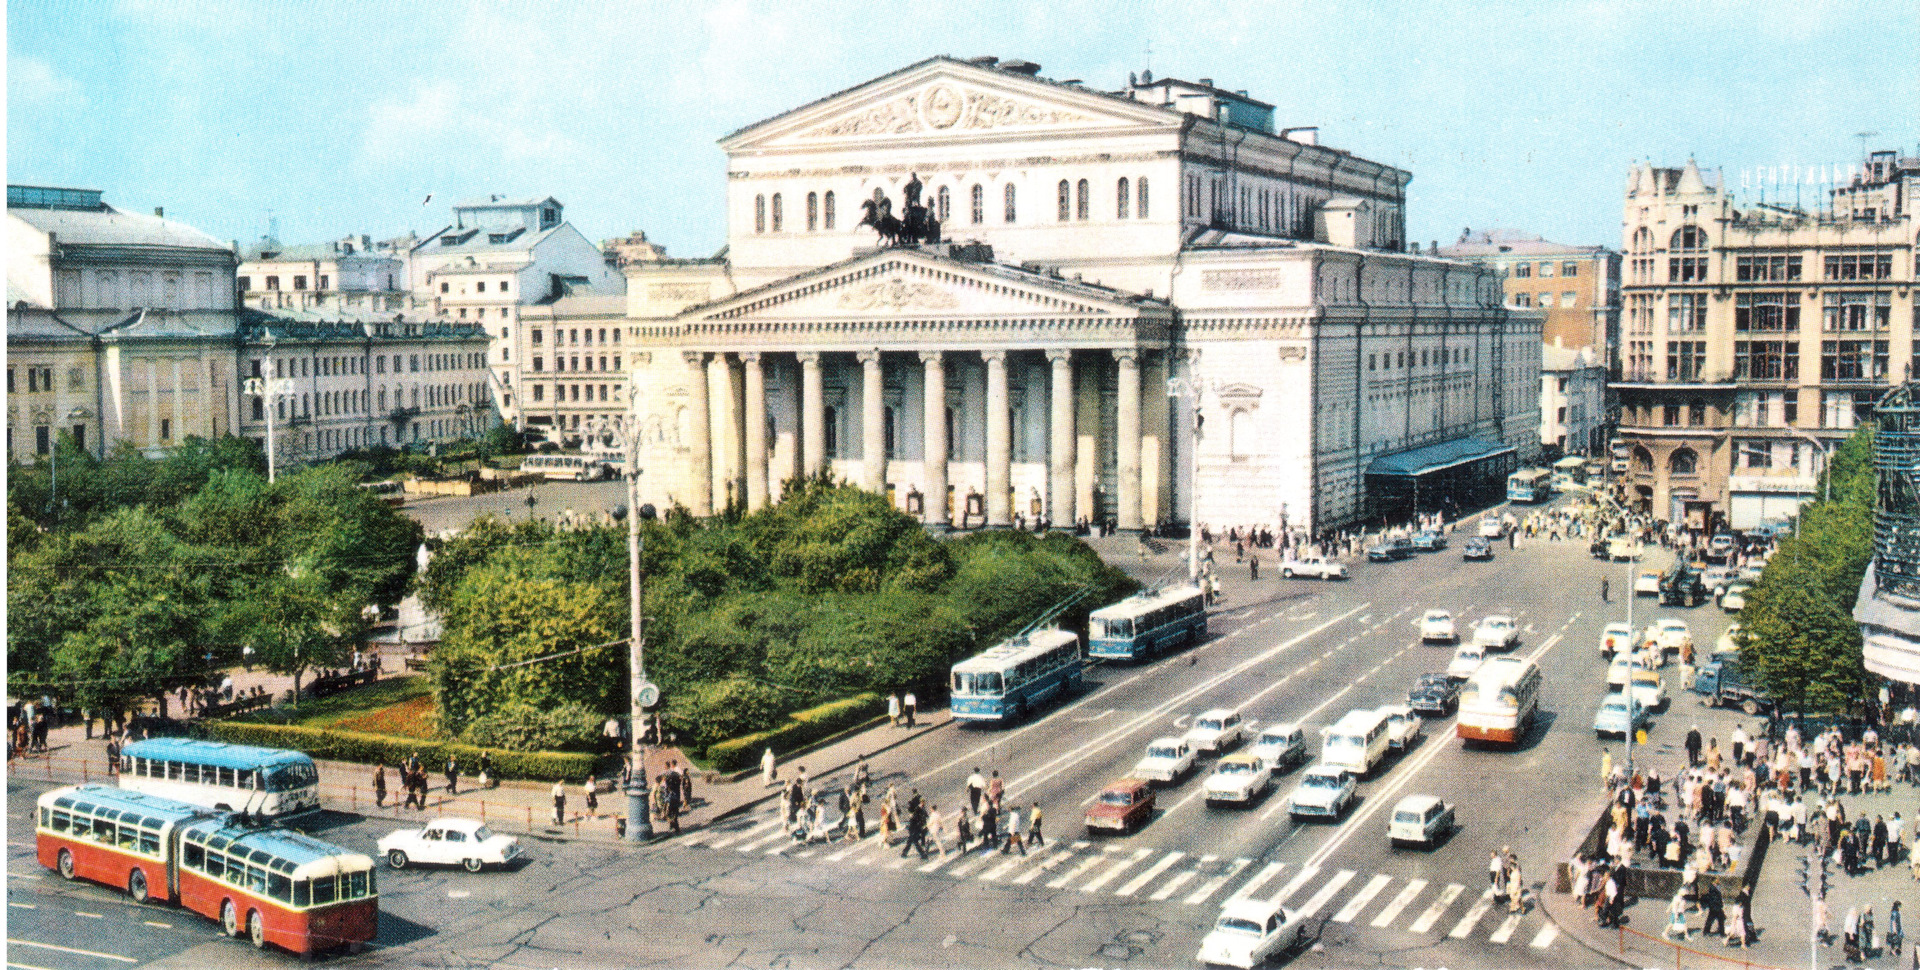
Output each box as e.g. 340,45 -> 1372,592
1614,151 -> 1918,531
239,234 -> 411,313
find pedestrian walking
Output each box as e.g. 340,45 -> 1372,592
888,693 -> 901,727
1702,881 -> 1726,936
1887,900 -> 1904,957
1505,854 -> 1526,913
105,737 -> 120,776
445,755 -> 460,795
1845,906 -> 1862,962
988,770 -> 1004,812
1664,892 -> 1692,940
903,691 -> 917,727
373,764 -> 388,807
1249,555 -> 1259,581
1686,725 -> 1703,767
1725,896 -> 1748,948
584,776 -> 599,817
1864,906 -> 1877,960
762,746 -> 777,788
663,773 -> 681,833
852,785 -> 869,839
1489,848 -> 1504,888
1601,578 -> 1610,603
552,780 -> 567,825
927,804 -> 947,857
1002,805 -> 1027,856
979,800 -> 999,849
479,751 -> 495,789
1028,802 -> 1045,847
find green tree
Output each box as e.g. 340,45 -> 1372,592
212,571 -> 367,701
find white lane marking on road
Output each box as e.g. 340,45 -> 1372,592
1228,861 -> 1287,902
1487,910 -> 1524,944
447,890 -> 472,899
977,855 -> 1027,882
946,850 -> 1002,878
143,920 -> 172,928
1530,921 -> 1560,948
1408,883 -> 1465,933
1115,851 -> 1185,896
1294,612 -> 1319,621
1448,887 -> 1498,938
1072,709 -> 1115,723
914,852 -> 957,874
703,816 -> 779,850
1183,858 -> 1251,906
8,903 -> 36,909
73,912 -> 103,919
1357,615 -> 1373,625
911,667 -> 1152,785
1081,848 -> 1153,893
1295,869 -> 1356,919
8,961 -> 65,970
1011,845 -> 1081,885
1046,851 -> 1110,889
6,939 -> 137,962
1150,869 -> 1198,901
1371,878 -> 1427,928
1299,711 -> 1455,872
1265,864 -> 1321,907
1333,874 -> 1394,923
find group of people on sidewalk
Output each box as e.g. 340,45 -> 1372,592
773,761 -> 1046,861
1487,847 -> 1530,915
374,752 -> 497,811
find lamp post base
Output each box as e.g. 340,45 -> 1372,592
626,784 -> 653,841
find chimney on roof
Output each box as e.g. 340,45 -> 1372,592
154,207 -> 164,217
1198,78 -> 1214,87
1000,59 -> 1041,76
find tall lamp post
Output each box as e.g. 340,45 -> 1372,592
1167,373 -> 1212,583
1793,432 -> 1837,504
244,371 -> 293,484
618,412 -> 657,842
46,407 -> 89,523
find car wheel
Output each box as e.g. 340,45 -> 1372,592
463,857 -> 484,873
1742,699 -> 1762,716
128,867 -> 149,904
250,909 -> 267,949
1282,568 -> 1294,578
57,849 -> 76,881
222,899 -> 240,937
387,849 -> 409,869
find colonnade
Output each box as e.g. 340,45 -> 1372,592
675,347 -> 1152,531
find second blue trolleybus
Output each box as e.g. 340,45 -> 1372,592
950,628 -> 1083,724
1087,585 -> 1207,661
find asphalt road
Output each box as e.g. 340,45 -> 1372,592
7,501 -> 1744,969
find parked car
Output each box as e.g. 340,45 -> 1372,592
1419,610 -> 1458,644
378,818 -> 522,872
1204,754 -> 1275,806
1472,615 -> 1520,651
1478,518 -> 1506,539
1185,708 -> 1247,753
1713,623 -> 1744,657
1738,563 -> 1766,584
1594,695 -> 1653,740
1132,738 -> 1196,784
1287,764 -> 1357,820
1366,537 -> 1414,562
1387,794 -> 1456,847
1410,530 -> 1448,552
1197,897 -> 1303,969
1248,724 -> 1308,773
1622,669 -> 1669,712
1279,555 -> 1348,580
1706,533 -> 1737,563
1610,537 -> 1644,561
1701,565 -> 1738,594
1446,644 -> 1487,681
1599,621 -> 1634,657
1649,618 -> 1692,655
1463,537 -> 1495,561
1085,779 -> 1156,834
1719,583 -> 1752,612
1408,673 -> 1463,716
1377,704 -> 1425,751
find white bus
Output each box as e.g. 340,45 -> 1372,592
1457,656 -> 1543,746
119,739 -> 321,818
1320,709 -> 1392,776
519,454 -> 611,481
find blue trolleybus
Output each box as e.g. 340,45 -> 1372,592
950,628 -> 1083,724
1087,585 -> 1208,661
120,738 -> 321,818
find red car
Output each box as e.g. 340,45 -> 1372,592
1085,779 -> 1156,834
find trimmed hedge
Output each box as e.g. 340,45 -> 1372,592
196,720 -> 599,783
702,692 -> 886,772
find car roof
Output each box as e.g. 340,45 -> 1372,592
1219,753 -> 1264,766
1376,703 -> 1413,715
1196,708 -> 1238,719
1303,763 -> 1347,777
1220,896 -> 1288,923
1394,794 -> 1444,812
1425,609 -> 1452,617
1258,722 -> 1300,735
429,817 -> 484,831
1482,614 -> 1514,623
1605,621 -> 1633,631
1147,737 -> 1186,748
1105,778 -> 1150,793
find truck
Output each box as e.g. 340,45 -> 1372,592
1659,565 -> 1709,607
1690,659 -> 1774,716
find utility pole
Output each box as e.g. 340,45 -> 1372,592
624,416 -> 656,841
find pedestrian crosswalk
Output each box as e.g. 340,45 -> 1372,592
678,809 -> 1562,949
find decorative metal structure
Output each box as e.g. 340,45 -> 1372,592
1874,381 -> 1920,601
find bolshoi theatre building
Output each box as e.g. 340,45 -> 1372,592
608,56 -> 1541,534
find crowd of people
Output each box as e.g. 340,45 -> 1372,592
767,761 -> 1046,860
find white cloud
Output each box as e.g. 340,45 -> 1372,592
359,82 -> 460,163
11,56 -> 87,111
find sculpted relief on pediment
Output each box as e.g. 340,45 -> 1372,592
805,83 -> 1093,139
835,275 -> 960,312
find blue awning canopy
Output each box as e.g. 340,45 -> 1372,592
1366,437 -> 1515,479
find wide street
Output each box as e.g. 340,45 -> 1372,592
7,501 -> 1743,970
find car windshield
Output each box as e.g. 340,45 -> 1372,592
1215,916 -> 1264,935
1394,810 -> 1423,823
1217,761 -> 1255,775
1197,719 -> 1223,732
1099,790 -> 1134,807
1303,773 -> 1341,789
1258,732 -> 1291,746
1148,746 -> 1181,760
1602,698 -> 1631,712
473,825 -> 494,841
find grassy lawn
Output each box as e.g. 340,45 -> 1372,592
232,675 -> 439,739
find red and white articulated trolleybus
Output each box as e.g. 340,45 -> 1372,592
34,785 -> 378,957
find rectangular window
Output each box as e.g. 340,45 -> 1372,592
1824,253 -> 1894,280
1735,292 -> 1799,332
1669,257 -> 1707,282
159,418 -> 171,440
1822,292 -> 1891,332
532,329 -> 543,344
1562,261 -> 1579,277
476,281 -> 486,293
1514,263 -> 1531,278
500,279 -> 509,293
532,385 -> 544,402
1664,404 -> 1680,426
266,276 -> 280,290
1666,340 -> 1706,381
1733,340 -> 1800,381
293,275 -> 307,290
1821,339 -> 1889,381
1668,293 -> 1707,332
1538,262 -> 1554,278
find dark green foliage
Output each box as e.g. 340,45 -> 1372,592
197,720 -> 599,783
459,702 -> 604,753
700,693 -> 887,771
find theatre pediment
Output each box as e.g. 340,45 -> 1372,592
692,251 -> 1152,324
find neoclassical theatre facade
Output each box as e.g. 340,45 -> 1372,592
614,57 -> 1539,533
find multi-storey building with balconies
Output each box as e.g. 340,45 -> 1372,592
1613,151 -> 1918,531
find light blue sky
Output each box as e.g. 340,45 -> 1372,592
10,0 -> 1917,259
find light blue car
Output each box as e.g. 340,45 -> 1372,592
1593,695 -> 1652,740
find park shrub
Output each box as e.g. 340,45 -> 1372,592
700,692 -> 886,772
661,676 -> 792,750
459,702 -> 602,752
196,720 -> 598,782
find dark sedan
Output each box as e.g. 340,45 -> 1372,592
1462,537 -> 1494,561
1407,673 -> 1462,716
1366,537 -> 1414,562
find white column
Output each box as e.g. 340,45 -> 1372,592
920,350 -> 948,528
708,353 -> 737,513
682,351 -> 712,516
799,351 -> 825,477
742,352 -> 768,510
1115,348 -> 1143,532
984,349 -> 1011,527
1047,349 -> 1075,528
859,349 -> 885,493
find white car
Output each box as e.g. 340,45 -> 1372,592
1600,621 -> 1634,657
1714,622 -> 1744,657
1446,644 -> 1487,681
1634,569 -> 1663,596
1197,897 -> 1303,968
1203,754 -> 1274,805
1185,708 -> 1247,754
378,817 -> 522,872
1279,555 -> 1348,580
1377,704 -> 1425,751
1623,669 -> 1668,711
1701,565 -> 1738,593
1132,737 -> 1196,784
1287,764 -> 1357,819
1248,724 -> 1307,773
1472,615 -> 1519,651
1478,517 -> 1505,539
1651,618 -> 1692,655
1387,794 -> 1456,847
1419,610 -> 1458,644
1719,583 -> 1751,612
1607,655 -> 1649,688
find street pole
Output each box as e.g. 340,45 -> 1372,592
1168,375 -> 1204,583
624,417 -> 654,841
1623,550 -> 1637,779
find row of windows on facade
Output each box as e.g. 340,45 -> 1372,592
1623,388 -> 1883,438
523,382 -> 623,404
439,279 -> 512,295
278,420 -> 443,457
524,355 -> 622,373
259,351 -> 484,380
1508,261 -> 1584,279
1621,337 -> 1916,384
1512,291 -> 1582,309
1625,291 -> 1901,334
255,382 -> 487,421
751,178 -> 1155,233
1366,346 -> 1474,371
242,275 -> 330,292
526,327 -> 620,346
10,366 -> 60,393
1184,176 -> 1343,239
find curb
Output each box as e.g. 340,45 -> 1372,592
1537,791 -> 1640,969
689,716 -> 956,832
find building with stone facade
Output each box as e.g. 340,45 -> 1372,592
612,57 -> 1538,533
1438,229 -> 1621,358
1539,343 -> 1609,457
239,235 -> 410,313
1614,151 -> 1917,530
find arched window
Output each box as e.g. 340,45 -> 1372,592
935,185 -> 950,222
823,191 -> 835,230
771,193 -> 783,232
1669,448 -> 1698,475
806,192 -> 818,231
971,184 -> 984,225
1630,227 -> 1654,254
1633,446 -> 1654,473
1057,180 -> 1071,221
1004,183 -> 1017,223
1116,178 -> 1131,219
1076,179 -> 1090,220
1137,177 -> 1149,218
1670,226 -> 1708,251
754,194 -> 766,233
